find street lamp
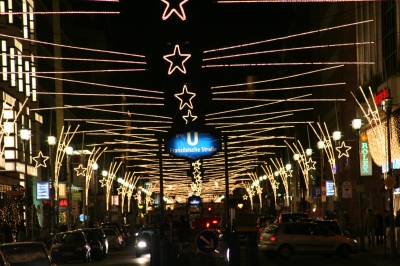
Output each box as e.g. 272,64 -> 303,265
352,118 -> 365,252
65,146 -> 73,230
306,148 -> 312,156
20,127 -> 31,240
382,97 -> 396,259
332,130 -> 341,215
317,140 -> 325,219
47,135 -> 56,238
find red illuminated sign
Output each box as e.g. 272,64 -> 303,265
59,199 -> 69,207
374,88 -> 389,105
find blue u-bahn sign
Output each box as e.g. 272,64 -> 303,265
165,126 -> 221,161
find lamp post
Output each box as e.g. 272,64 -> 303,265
101,170 -> 108,222
48,135 -> 56,238
20,127 -> 31,240
92,162 -> 99,225
352,118 -> 365,252
332,131 -> 341,214
317,140 -> 325,219
382,97 -> 396,259
285,163 -> 292,212
65,146 -> 73,230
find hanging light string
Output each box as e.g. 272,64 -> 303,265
211,65 -> 343,89
212,83 -> 345,94
0,32 -> 145,58
1,69 -> 146,75
203,42 -> 374,61
32,103 -> 163,111
207,108 -> 311,121
212,98 -> 346,102
203,62 -> 373,68
204,20 -> 373,53
0,11 -> 120,15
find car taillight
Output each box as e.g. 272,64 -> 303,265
212,220 -> 218,224
270,236 -> 277,242
259,235 -> 263,240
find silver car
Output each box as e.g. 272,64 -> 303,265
258,222 -> 358,259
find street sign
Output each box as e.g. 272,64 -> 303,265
312,187 -> 321,200
384,175 -> 397,189
195,230 -> 218,253
342,181 -> 352,198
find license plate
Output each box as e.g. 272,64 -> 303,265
62,252 -> 74,256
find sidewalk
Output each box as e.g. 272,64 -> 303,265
354,245 -> 400,266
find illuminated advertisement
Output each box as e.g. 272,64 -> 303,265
37,182 -> 50,200
326,180 -> 335,196
360,133 -> 372,176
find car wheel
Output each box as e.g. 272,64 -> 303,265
263,251 -> 277,259
338,245 -> 350,259
278,245 -> 293,259
324,254 -> 333,259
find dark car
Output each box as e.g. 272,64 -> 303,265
0,242 -> 55,266
135,227 -> 156,257
100,223 -> 128,247
276,213 -> 309,223
89,228 -> 109,258
101,227 -> 123,251
50,231 -> 91,263
78,229 -> 104,261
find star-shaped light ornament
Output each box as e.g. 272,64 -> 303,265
163,45 -> 191,75
306,157 -> 317,171
161,0 -> 188,21
32,151 -> 49,168
183,110 -> 197,124
175,85 -> 196,110
243,195 -> 248,200
336,141 -> 352,158
74,164 -> 87,177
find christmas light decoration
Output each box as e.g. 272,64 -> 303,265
203,62 -> 373,68
174,85 -> 196,110
117,172 -> 139,213
204,20 -> 373,53
183,110 -> 197,124
212,83 -> 344,94
161,0 -> 188,21
74,164 -> 87,177
217,0 -> 377,2
33,103 -> 164,111
270,158 -> 292,206
203,42 -> 373,61
0,68 -> 146,74
99,161 -> 122,211
261,165 -> 280,206
212,97 -> 346,102
0,11 -> 120,15
32,151 -> 49,168
248,172 -> 263,209
210,65 -> 343,89
163,45 -> 191,75
54,126 -> 80,200
335,141 -> 352,158
84,147 -> 107,205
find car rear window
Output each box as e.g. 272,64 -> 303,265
264,224 -> 279,233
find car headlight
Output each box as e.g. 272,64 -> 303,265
135,232 -> 139,236
353,239 -> 358,244
52,248 -> 59,252
137,241 -> 146,248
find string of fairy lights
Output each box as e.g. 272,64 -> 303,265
0,1 -> 376,216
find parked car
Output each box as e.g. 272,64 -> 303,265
50,231 -> 91,263
258,222 -> 358,259
120,224 -> 131,246
135,227 -> 156,257
100,223 -> 128,246
78,229 -> 104,261
101,227 -> 123,251
276,213 -> 309,223
0,241 -> 55,266
89,227 -> 109,258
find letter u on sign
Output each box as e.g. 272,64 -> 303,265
187,131 -> 198,146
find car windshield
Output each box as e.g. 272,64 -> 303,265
140,228 -> 155,235
54,233 -> 84,243
0,245 -> 49,265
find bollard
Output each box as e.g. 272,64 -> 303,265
229,232 -> 240,266
150,234 -> 160,266
160,237 -> 171,266
246,235 -> 258,266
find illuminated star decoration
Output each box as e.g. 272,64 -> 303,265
161,0 -> 188,21
190,159 -> 203,196
175,85 -> 196,110
183,110 -> 197,124
335,141 -> 352,158
306,157 -> 317,171
243,194 -> 248,200
74,164 -> 87,177
163,44 -> 191,75
32,151 -> 49,168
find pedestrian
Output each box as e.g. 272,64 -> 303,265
178,215 -> 191,240
162,213 -> 179,239
375,210 -> 384,246
332,210 -> 338,222
340,210 -> 350,232
365,209 -> 377,247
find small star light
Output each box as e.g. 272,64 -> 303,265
74,164 -> 87,177
183,110 -> 197,124
99,178 -> 108,188
243,194 -> 248,200
163,45 -> 191,75
336,141 -> 352,158
161,0 -> 188,21
32,151 -> 49,168
175,85 -> 196,110
306,157 -> 317,171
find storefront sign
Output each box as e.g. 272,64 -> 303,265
342,181 -> 352,198
326,180 -> 335,196
37,182 -> 50,200
72,192 -> 82,201
360,133 -> 372,176
59,183 -> 67,198
374,87 -> 389,106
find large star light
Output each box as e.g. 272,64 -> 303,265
161,0 -> 188,21
32,151 -> 49,168
74,164 -> 87,177
175,85 -> 196,110
335,141 -> 352,158
163,45 -> 191,75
